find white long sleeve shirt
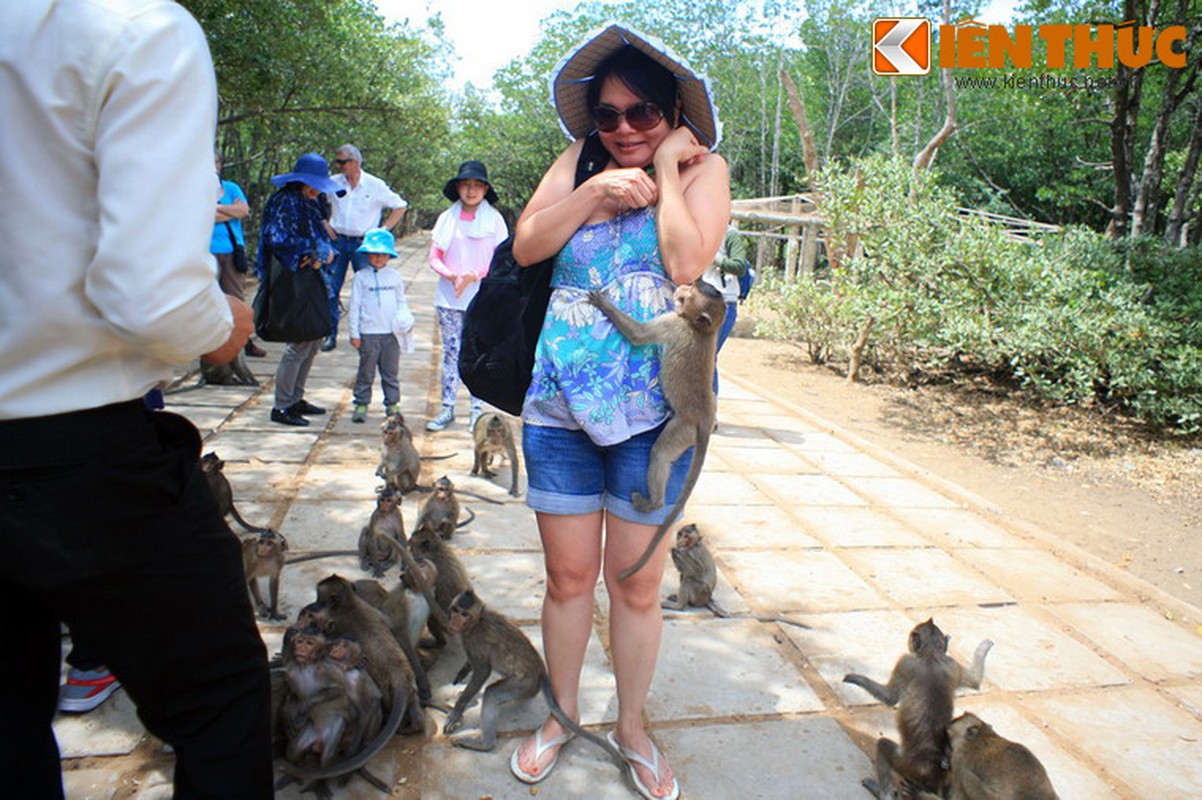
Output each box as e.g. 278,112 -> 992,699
0,0 -> 232,419
348,266 -> 412,338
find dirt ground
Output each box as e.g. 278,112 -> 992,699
718,333 -> 1202,611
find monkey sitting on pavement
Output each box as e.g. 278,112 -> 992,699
376,413 -> 422,494
843,619 -> 994,799
279,625 -> 355,771
200,451 -> 271,533
359,486 -> 405,577
416,476 -> 476,537
241,529 -> 289,621
946,712 -> 1058,800
587,281 -> 724,581
662,524 -> 809,629
471,413 -> 521,497
409,519 -> 471,648
442,589 -> 624,772
328,634 -> 385,757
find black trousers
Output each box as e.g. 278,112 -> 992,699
0,401 -> 274,799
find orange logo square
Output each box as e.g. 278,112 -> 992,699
872,18 -> 931,76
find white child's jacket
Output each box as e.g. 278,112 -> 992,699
348,265 -> 415,351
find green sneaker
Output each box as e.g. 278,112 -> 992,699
385,404 -> 399,417
352,404 -> 368,424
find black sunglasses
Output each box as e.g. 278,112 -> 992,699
334,158 -> 354,165
593,102 -> 664,133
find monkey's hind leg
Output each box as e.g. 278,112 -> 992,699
871,737 -> 903,800
451,679 -> 526,752
632,418 -> 693,512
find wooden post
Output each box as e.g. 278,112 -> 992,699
784,196 -> 801,280
800,222 -> 819,278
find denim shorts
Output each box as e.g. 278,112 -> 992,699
522,422 -> 694,525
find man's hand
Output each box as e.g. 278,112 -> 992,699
200,296 -> 253,365
351,337 -> 361,350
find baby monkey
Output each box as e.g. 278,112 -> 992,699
587,281 -> 725,581
663,524 -> 809,628
844,619 -> 994,799
416,475 -> 475,537
946,712 -> 1058,800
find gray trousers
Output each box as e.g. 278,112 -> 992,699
353,332 -> 400,407
274,338 -> 321,409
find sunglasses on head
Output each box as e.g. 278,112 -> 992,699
592,102 -> 664,133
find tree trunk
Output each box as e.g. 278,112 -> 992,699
1110,0 -> 1159,238
779,67 -> 820,176
913,0 -> 956,170
1164,100 -> 1202,246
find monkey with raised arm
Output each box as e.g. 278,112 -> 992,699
662,524 -> 810,628
471,413 -> 521,497
409,519 -> 471,648
417,476 -> 475,537
946,713 -> 1058,800
843,619 -> 994,799
241,529 -> 288,621
587,281 -> 724,581
200,451 -> 271,533
443,590 -> 624,769
376,413 -> 421,494
328,634 -> 385,756
358,487 -> 405,577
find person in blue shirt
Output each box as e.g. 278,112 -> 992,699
212,151 -> 265,357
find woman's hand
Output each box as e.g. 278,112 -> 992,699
592,167 -> 658,211
453,272 -> 478,298
654,126 -> 710,173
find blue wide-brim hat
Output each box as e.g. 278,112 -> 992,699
270,152 -> 341,194
549,23 -> 722,152
357,228 -> 398,257
442,160 -> 498,204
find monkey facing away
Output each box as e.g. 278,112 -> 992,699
416,475 -> 475,536
442,590 -> 624,771
376,413 -> 421,494
843,619 -> 994,799
946,712 -> 1058,800
359,487 -> 406,577
241,529 -> 289,621
471,413 -> 521,497
200,451 -> 270,533
662,524 -> 809,629
587,282 -> 724,581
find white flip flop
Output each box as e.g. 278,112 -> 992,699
510,726 -> 575,784
607,731 -> 680,800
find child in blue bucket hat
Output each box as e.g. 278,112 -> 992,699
347,228 -> 414,423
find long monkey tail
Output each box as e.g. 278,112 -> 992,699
619,426 -> 709,581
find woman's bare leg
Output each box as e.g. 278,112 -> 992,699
604,514 -> 676,798
514,510 -> 602,777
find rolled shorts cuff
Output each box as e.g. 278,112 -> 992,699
525,488 -> 683,527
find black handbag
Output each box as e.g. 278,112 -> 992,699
223,222 -> 249,274
252,248 -> 332,343
459,136 -> 609,415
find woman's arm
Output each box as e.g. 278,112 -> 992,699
653,127 -> 731,285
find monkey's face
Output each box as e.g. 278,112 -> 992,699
377,495 -> 398,511
329,638 -> 359,667
675,524 -> 701,549
256,540 -> 278,559
449,592 -> 480,633
292,634 -> 324,665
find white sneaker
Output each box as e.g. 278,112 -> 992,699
426,407 -> 455,431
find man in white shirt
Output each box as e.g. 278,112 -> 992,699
323,143 -> 409,350
0,2 -> 272,797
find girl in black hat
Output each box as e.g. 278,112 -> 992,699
425,160 -> 507,432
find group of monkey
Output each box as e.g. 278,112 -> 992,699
195,283 -> 1062,797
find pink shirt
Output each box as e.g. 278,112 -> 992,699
428,207 -> 507,310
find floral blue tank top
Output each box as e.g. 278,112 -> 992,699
522,207 -> 674,446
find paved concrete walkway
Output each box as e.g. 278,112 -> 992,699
58,234 -> 1202,799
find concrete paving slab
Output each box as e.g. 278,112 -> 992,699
53,690 -> 143,757
840,475 -> 963,509
450,500 -> 540,549
894,506 -> 1030,548
279,556 -> 362,616
955,699 -> 1122,799
795,506 -> 931,548
795,449 -> 903,478
163,385 -> 257,407
927,605 -> 1132,692
751,473 -> 869,507
659,717 -> 872,800
648,619 -> 825,719
778,429 -> 860,454
719,550 -> 887,613
958,547 -> 1123,603
841,548 -> 1014,608
61,769 -> 121,800
171,405 -> 234,435
212,461 -> 302,502
1022,686 -> 1202,796
316,433 -> 381,464
131,768 -> 173,800
692,470 -> 774,504
1048,601 -> 1202,680
688,504 -> 823,549
277,498 -> 378,547
458,551 -> 547,622
201,429 -> 319,463
1164,682 -> 1202,721
220,500 -> 278,534
712,444 -> 818,474
295,464 -> 387,501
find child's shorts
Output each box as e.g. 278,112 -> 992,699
522,421 -> 694,526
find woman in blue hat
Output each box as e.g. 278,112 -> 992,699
509,24 -> 730,800
254,152 -> 339,426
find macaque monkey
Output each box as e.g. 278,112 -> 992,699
241,529 -> 288,621
409,520 -> 471,648
443,590 -> 622,766
471,413 -> 521,497
417,476 -> 475,537
328,635 -> 385,756
662,524 -> 809,628
278,575 -> 426,791
200,351 -> 258,387
359,487 -> 405,577
587,282 -> 724,580
351,556 -> 440,696
280,626 -> 354,769
946,713 -> 1058,800
200,451 -> 270,533
843,619 -> 994,799
376,413 -> 421,494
